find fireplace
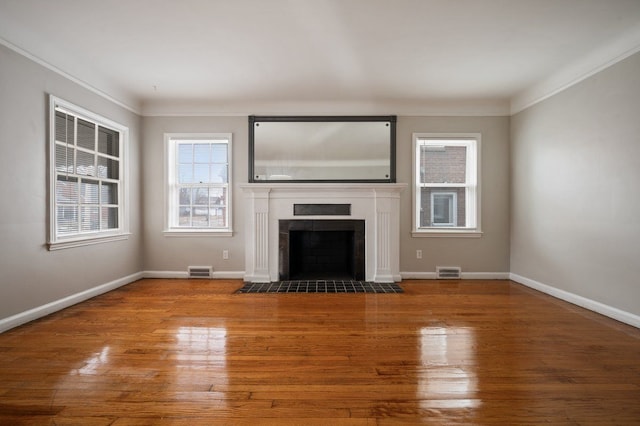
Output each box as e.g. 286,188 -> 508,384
279,220 -> 365,280
241,183 -> 406,283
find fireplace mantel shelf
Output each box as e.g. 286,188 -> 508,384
243,183 -> 406,284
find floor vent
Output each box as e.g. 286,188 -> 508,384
436,266 -> 461,279
188,266 -> 213,279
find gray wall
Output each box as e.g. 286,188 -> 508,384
511,52 -> 640,316
141,116 -> 248,274
398,116 -> 511,274
0,44 -> 143,320
140,114 -> 511,277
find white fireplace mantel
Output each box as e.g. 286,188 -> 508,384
241,183 -> 406,283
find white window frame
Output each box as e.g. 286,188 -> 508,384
48,95 -> 129,250
412,133 -> 481,238
164,133 -> 233,237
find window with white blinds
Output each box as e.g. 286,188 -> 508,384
49,96 -> 128,249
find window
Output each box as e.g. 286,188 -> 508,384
413,134 -> 480,236
49,96 -> 129,250
431,192 -> 457,227
165,134 -> 232,236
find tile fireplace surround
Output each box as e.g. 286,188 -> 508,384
241,183 -> 406,283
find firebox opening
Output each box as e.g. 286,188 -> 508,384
290,230 -> 354,280
279,220 -> 365,281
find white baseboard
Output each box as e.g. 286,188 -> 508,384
142,270 -> 245,280
401,272 -> 510,280
462,272 -> 510,279
0,271 -> 144,333
401,272 -> 437,279
510,273 -> 640,329
212,271 -> 245,279
143,270 -> 188,279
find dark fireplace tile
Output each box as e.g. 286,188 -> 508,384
236,281 -> 403,294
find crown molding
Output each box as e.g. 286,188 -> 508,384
0,36 -> 142,115
141,98 -> 511,117
510,24 -> 640,115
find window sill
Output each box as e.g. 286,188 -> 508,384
412,229 -> 483,238
163,229 -> 233,237
48,233 -> 131,251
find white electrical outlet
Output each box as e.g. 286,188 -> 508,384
222,250 -> 229,260
416,249 -> 422,259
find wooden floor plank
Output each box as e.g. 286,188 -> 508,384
0,279 -> 639,424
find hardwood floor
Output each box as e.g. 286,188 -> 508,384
0,279 -> 639,425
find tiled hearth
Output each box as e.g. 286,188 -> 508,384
241,183 -> 406,283
236,281 -> 404,293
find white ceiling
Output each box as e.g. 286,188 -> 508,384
1,0 -> 640,115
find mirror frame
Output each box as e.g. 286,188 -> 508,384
248,115 -> 397,183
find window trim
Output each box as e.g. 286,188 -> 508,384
412,133 -> 482,238
48,95 -> 130,250
164,133 -> 233,237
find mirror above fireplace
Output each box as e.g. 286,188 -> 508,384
249,115 -> 396,183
